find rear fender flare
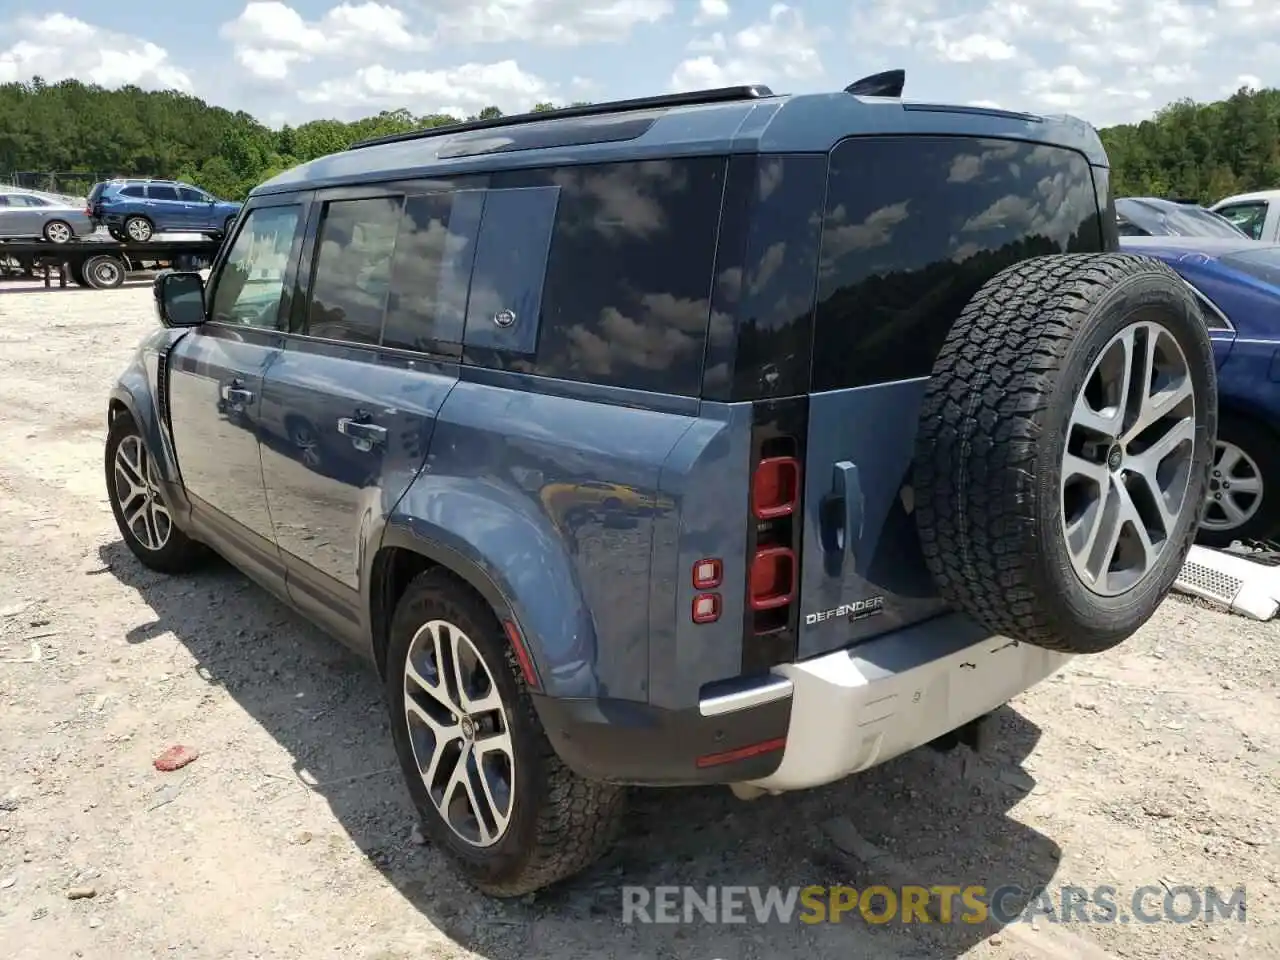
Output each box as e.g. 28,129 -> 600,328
376,481 -> 598,700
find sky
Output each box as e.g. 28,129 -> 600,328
0,0 -> 1275,130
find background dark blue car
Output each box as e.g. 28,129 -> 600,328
1123,235 -> 1280,546
88,178 -> 241,243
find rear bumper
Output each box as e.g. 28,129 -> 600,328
739,613 -> 1071,793
535,613 -> 1069,791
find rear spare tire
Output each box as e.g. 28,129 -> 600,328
913,253 -> 1216,655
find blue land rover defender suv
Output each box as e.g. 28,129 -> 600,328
106,75 -> 1217,897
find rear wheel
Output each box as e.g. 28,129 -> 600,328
1196,415 -> 1280,547
914,253 -> 1217,655
124,216 -> 154,242
82,255 -> 125,289
42,219 -> 73,243
105,413 -> 205,573
386,569 -> 625,897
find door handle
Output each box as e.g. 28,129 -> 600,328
337,416 -> 387,449
818,460 -> 863,578
220,382 -> 254,404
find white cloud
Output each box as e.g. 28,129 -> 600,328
221,2 -> 430,81
302,60 -> 554,116
0,13 -> 191,91
671,3 -> 823,91
430,0 -> 673,45
695,0 -> 730,23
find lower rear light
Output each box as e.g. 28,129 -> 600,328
750,547 -> 796,610
693,558 -> 722,589
696,736 -> 787,768
692,593 -> 721,623
753,456 -> 800,519
502,620 -> 541,692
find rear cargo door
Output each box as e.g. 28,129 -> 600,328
796,133 -> 1109,660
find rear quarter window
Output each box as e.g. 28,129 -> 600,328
812,136 -> 1103,392
465,157 -> 727,397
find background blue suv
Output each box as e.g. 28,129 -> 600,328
89,178 -> 241,242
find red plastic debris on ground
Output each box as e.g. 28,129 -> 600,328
153,745 -> 199,772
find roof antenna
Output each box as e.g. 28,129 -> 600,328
845,69 -> 905,98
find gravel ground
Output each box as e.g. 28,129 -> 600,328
0,279 -> 1276,960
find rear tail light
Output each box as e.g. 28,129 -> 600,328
752,456 -> 800,519
692,593 -> 721,623
691,559 -> 723,624
693,558 -> 722,589
750,547 -> 796,610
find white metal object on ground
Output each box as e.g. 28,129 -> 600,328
1173,544 -> 1280,619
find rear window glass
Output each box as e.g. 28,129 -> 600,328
813,136 -> 1102,392
1220,247 -> 1280,287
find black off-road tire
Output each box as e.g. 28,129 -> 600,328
1197,414 -> 1280,548
386,569 -> 626,897
105,412 -> 207,574
913,253 -> 1217,655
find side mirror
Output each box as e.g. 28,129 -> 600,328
153,270 -> 206,328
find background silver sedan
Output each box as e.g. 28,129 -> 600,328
0,193 -> 95,243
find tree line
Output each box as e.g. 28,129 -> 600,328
1,76 -> 1277,204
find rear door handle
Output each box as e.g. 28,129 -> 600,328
818,460 -> 863,577
337,416 -> 387,449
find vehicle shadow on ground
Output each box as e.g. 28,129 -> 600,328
102,540 -> 1064,960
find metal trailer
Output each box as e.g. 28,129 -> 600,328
0,238 -> 222,290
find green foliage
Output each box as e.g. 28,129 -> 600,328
0,77 -> 533,200
1099,85 -> 1280,202
4,77 -> 1278,205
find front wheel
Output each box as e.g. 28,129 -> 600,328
105,413 -> 206,573
386,569 -> 625,897
1197,415 -> 1280,547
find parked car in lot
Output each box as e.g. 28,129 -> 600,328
106,79 -> 1215,897
1211,189 -> 1280,243
0,191 -> 95,242
1124,235 -> 1280,546
1115,196 -> 1248,239
88,178 -> 241,243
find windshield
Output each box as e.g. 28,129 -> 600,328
1219,246 -> 1280,288
1115,199 -> 1247,239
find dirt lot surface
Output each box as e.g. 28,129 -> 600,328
0,279 -> 1277,960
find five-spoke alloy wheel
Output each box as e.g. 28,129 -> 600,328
1195,414 -> 1280,547
104,412 -> 206,573
403,619 -> 515,848
385,569 -> 625,897
1062,320 -> 1196,596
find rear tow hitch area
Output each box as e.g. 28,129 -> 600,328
926,712 -> 991,754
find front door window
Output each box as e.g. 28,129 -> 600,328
209,205 -> 302,329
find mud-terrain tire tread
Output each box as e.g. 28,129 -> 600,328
913,253 -> 1216,655
386,568 -> 626,898
104,412 -> 207,574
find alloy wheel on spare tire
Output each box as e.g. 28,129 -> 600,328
914,253 -> 1217,655
386,569 -> 625,897
1196,415 -> 1280,548
124,216 -> 153,242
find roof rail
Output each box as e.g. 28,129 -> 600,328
347,84 -> 776,151
845,69 -> 905,98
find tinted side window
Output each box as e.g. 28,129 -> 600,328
481,157 -> 726,396
148,185 -> 179,201
382,189 -> 484,354
120,186 -> 145,198
209,204 -> 302,328
1217,202 -> 1268,240
813,136 -> 1102,392
178,187 -> 207,202
305,196 -> 403,346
